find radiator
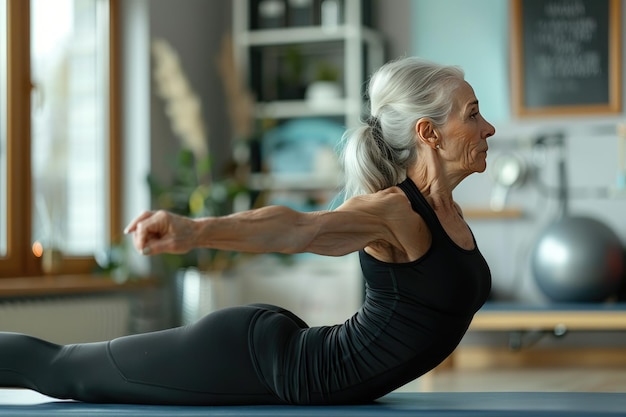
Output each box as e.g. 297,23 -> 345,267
0,293 -> 131,344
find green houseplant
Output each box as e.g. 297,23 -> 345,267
146,149 -> 249,272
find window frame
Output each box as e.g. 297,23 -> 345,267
2,0 -> 121,279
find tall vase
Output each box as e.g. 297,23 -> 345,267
175,267 -> 242,326
176,267 -> 218,325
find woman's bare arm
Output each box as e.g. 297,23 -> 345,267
125,192 -> 414,257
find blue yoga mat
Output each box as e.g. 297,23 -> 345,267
1,389 -> 625,416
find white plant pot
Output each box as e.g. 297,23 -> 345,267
305,81 -> 342,108
177,267 -> 241,325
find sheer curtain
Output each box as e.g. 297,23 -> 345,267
30,0 -> 109,256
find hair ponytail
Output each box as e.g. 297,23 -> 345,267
340,124 -> 411,197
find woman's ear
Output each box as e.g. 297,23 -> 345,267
415,118 -> 438,148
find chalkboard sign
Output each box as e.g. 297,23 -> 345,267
511,0 -> 621,116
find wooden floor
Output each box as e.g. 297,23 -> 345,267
397,367 -> 626,393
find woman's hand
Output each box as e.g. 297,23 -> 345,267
124,210 -> 197,256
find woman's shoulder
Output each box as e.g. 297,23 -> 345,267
359,187 -> 432,263
340,187 -> 427,236
341,187 -> 411,212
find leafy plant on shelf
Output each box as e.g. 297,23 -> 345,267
314,60 -> 339,83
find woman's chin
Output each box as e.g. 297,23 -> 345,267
474,161 -> 487,173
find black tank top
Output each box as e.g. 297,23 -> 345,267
253,177 -> 491,404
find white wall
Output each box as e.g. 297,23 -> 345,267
375,0 -> 413,60
148,0 -> 233,185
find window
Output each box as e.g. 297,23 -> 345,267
0,0 -> 120,278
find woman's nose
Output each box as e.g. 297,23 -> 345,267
483,119 -> 496,138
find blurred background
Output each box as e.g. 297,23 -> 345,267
1,0 -> 626,392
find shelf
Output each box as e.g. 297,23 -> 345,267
609,186 -> 626,198
256,98 -> 360,119
239,25 -> 381,46
462,207 -> 524,219
249,173 -> 341,191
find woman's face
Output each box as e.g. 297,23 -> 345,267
437,81 -> 495,175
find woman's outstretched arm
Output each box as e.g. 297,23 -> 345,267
124,192 -> 412,258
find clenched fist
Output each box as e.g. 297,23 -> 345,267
124,210 -> 198,256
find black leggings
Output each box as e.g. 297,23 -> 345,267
0,304 -> 307,405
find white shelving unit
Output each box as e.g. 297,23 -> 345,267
232,0 -> 383,197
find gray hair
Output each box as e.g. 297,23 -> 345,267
340,57 -> 465,198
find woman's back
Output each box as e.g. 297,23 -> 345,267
252,178 -> 491,404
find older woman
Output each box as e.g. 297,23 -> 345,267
0,57 -> 495,405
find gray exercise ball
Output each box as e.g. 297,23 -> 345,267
531,216 -> 625,303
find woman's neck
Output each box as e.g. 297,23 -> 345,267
406,164 -> 458,212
